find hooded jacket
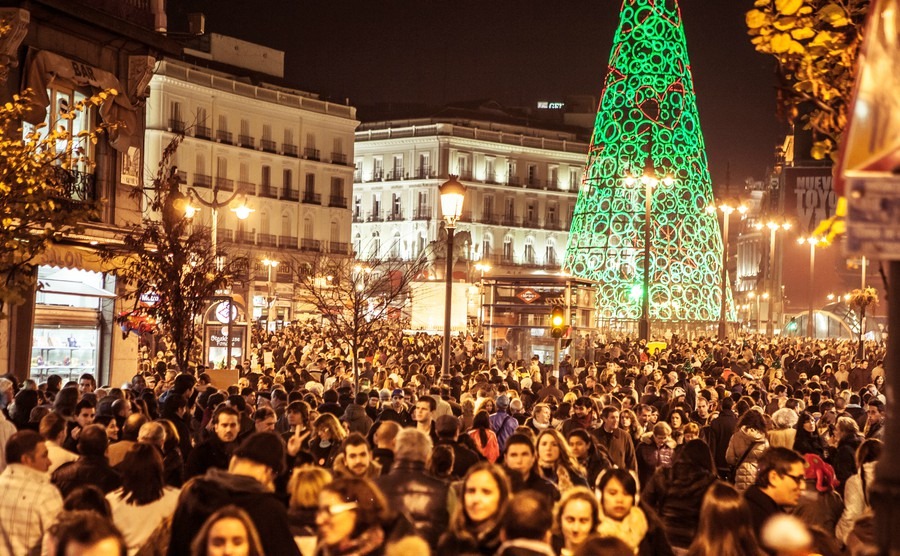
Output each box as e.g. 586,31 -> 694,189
342,403 -> 374,436
725,426 -> 768,492
167,468 -> 300,556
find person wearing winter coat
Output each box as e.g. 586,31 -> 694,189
596,468 -> 674,556
836,438 -> 882,544
829,416 -> 863,495
642,439 -> 717,551
341,394 -> 373,436
635,422 -> 676,488
792,453 -> 844,535
725,409 -> 769,492
792,412 -> 826,456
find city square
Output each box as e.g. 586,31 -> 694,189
0,0 -> 897,554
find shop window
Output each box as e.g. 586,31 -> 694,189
24,85 -> 95,173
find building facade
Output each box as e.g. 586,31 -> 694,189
352,108 -> 587,284
144,43 -> 358,329
0,0 -> 179,386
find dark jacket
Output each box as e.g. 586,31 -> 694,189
167,468 -> 300,556
437,520 -> 503,556
832,434 -> 862,492
642,465 -> 717,549
184,436 -> 235,479
375,459 -> 450,548
637,504 -> 675,556
52,455 -> 121,497
508,468 -> 561,503
371,447 -> 394,475
705,408 -> 737,471
592,426 -> 637,471
161,409 -> 193,461
436,437 -> 482,479
744,484 -> 783,537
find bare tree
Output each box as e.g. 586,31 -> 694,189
99,136 -> 247,373
292,242 -> 434,385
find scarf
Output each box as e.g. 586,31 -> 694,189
597,506 -> 648,554
319,525 -> 385,556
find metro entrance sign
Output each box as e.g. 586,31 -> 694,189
516,289 -> 541,304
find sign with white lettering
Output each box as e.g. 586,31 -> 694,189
783,167 -> 836,235
846,175 -> 900,258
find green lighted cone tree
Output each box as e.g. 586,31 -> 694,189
564,0 -> 733,329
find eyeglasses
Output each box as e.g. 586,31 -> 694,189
781,472 -> 806,486
316,502 -> 358,518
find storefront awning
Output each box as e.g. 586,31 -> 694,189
38,279 -> 116,299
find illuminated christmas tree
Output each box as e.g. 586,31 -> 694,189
563,0 -> 732,331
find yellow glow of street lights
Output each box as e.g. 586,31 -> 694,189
261,258 -> 279,268
475,261 -> 492,273
232,202 -> 253,220
551,313 -> 564,327
184,203 -> 198,219
762,292 -> 770,299
439,175 -> 466,226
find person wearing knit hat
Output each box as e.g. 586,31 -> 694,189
167,431 -> 301,556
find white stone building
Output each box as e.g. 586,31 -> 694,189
352,106 -> 588,281
144,36 -> 358,323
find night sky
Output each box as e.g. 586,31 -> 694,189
177,0 -> 787,187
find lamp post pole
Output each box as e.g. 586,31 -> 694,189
187,185 -> 253,268
797,237 -> 820,338
439,176 -> 466,382
709,202 -> 747,340
755,220 -> 790,337
639,177 -> 652,342
474,262 -> 491,337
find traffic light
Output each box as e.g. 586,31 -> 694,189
550,306 -> 565,339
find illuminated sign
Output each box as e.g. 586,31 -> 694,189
536,101 -> 565,110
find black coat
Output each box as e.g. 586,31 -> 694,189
744,484 -> 783,537
705,409 -> 737,471
184,436 -> 235,479
52,455 -> 121,497
167,468 -> 300,556
375,459 -> 450,548
642,466 -> 716,549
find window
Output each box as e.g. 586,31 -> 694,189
26,86 -> 96,170
372,194 -> 381,215
169,101 -> 183,130
306,133 -> 316,150
333,138 -> 343,155
417,191 -> 428,214
373,157 -> 383,180
391,232 -> 401,258
418,153 -> 430,178
526,202 -> 535,221
569,167 -> 581,189
549,166 -> 558,188
330,177 -> 343,199
392,193 -> 401,218
485,158 -> 495,182
283,169 -> 293,190
262,124 -> 272,142
505,199 -> 515,218
196,107 -> 208,127
545,244 -> 557,266
457,154 -> 469,178
284,128 -> 294,146
482,237 -> 492,259
527,164 -> 537,185
354,233 -> 362,256
216,156 -> 227,180
503,237 -> 513,260
305,173 -> 315,194
507,160 -> 517,182
354,196 -> 361,218
547,204 -> 557,226
261,166 -> 271,191
259,210 -> 270,235
483,196 -> 494,220
524,237 -> 535,264
281,212 -> 291,238
371,232 -> 380,258
195,153 -> 206,176
218,114 -> 228,132
331,221 -> 340,243
303,216 -> 313,239
392,155 -> 403,180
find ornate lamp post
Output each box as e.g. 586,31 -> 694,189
439,176 -> 466,381
707,202 -> 747,340
185,185 -> 253,267
474,260 -> 491,336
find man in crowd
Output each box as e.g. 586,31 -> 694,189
865,399 -> 885,440
186,406 -> 241,478
376,428 -> 449,549
503,433 -> 560,503
39,412 -> 78,473
169,431 -> 300,556
706,396 -> 738,479
496,491 -> 555,556
434,414 -> 480,479
593,406 -> 636,472
372,420 -> 399,473
490,394 -> 519,451
108,413 -> 148,467
412,396 -> 438,443
0,430 -> 63,556
333,432 -> 381,479
51,424 -> 120,496
744,447 -> 807,536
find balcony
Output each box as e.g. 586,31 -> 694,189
215,177 -> 234,192
331,152 -> 348,165
283,144 -> 298,157
507,176 -> 521,186
235,230 -> 255,244
330,241 -> 350,254
258,184 -> 278,199
480,213 -> 501,225
257,233 -> 277,247
282,188 -> 299,202
501,214 -> 519,227
301,238 -> 321,252
168,119 -> 185,133
304,148 -> 320,161
193,173 -> 212,188
329,196 -> 348,208
195,125 -> 212,140
354,170 -> 362,182
458,170 -> 473,181
372,170 -> 384,182
387,168 -> 404,181
236,180 -> 255,195
260,139 -> 277,153
412,166 -> 432,179
525,178 -> 543,190
216,130 -> 233,145
279,235 -> 297,249
50,167 -> 97,204
218,229 -> 234,244
412,206 -> 432,220
367,211 -> 384,222
352,213 -> 364,223
302,191 -> 322,205
387,211 -> 404,221
238,135 -> 255,149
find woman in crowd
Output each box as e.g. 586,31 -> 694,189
106,443 -> 181,556
314,477 -> 392,556
618,408 -> 643,447
308,413 -> 345,468
830,416 -> 863,492
438,463 -> 510,555
536,429 -> 588,493
596,468 -> 672,556
156,418 -> 185,487
686,481 -> 764,556
191,505 -> 266,556
288,466 -> 332,555
467,410 -> 500,463
566,428 -> 611,487
725,409 -> 769,492
642,439 -> 717,552
793,453 -> 844,535
524,403 -> 552,435
552,487 -> 599,556
666,408 -> 688,442
836,439 -> 882,544
94,414 -> 120,444
793,412 -> 826,456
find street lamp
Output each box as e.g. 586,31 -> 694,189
754,219 -> 792,336
186,185 -> 253,267
624,164 -> 674,342
707,201 -> 747,340
797,236 -> 823,338
474,261 -> 491,337
440,175 -> 466,381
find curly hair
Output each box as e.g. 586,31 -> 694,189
535,428 -> 586,479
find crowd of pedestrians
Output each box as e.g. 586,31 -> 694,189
0,319 -> 890,555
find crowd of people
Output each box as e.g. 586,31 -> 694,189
0,319 -> 890,556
